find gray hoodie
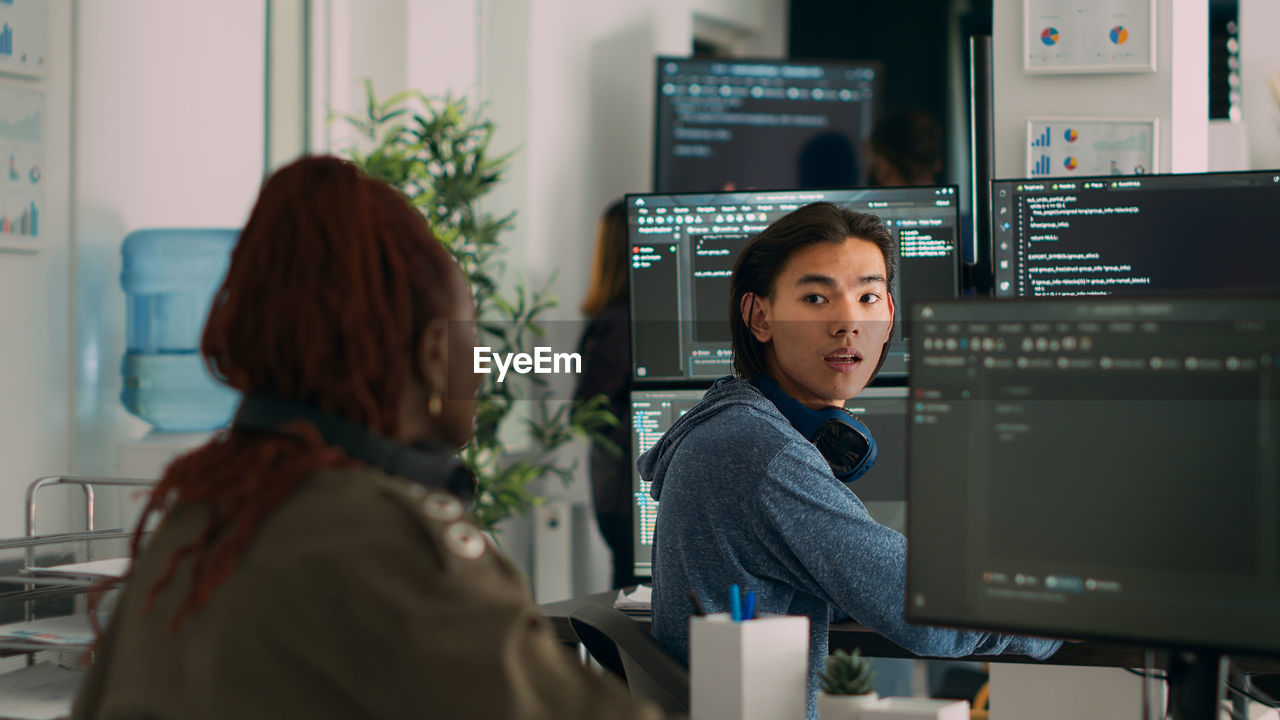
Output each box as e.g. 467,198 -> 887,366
640,376 -> 1060,719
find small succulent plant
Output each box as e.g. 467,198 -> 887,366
819,648 -> 876,696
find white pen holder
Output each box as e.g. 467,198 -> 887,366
690,612 -> 810,720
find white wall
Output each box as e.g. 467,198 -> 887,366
992,0 -> 1208,177
266,0 -> 309,171
72,0 -> 265,528
317,0 -> 483,165
319,0 -> 409,154
0,1 -> 73,539
1239,0 -> 1280,170
407,0 -> 480,100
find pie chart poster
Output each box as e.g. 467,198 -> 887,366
1025,0 -> 1156,73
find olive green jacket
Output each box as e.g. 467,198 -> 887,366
72,466 -> 661,720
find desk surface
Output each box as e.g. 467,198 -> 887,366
539,590 -> 1280,673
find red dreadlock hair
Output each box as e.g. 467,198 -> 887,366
131,155 -> 460,630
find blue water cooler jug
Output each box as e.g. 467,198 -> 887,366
120,228 -> 240,432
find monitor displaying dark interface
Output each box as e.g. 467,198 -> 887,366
627,186 -> 960,384
632,386 -> 910,577
653,57 -> 880,193
992,170 -> 1280,298
906,295 -> 1280,660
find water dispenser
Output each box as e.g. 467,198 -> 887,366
120,228 -> 239,432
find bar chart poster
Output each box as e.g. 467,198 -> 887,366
1024,0 -> 1155,73
1025,117 -> 1156,179
0,86 -> 43,251
0,0 -> 49,78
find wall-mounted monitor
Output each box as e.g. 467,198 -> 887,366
653,56 -> 881,193
991,170 -> 1280,298
627,186 -> 960,384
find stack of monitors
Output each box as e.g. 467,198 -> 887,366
627,186 -> 962,576
903,171 -> 1280,714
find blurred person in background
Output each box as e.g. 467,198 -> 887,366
575,199 -> 637,590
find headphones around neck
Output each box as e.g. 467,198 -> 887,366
752,376 -> 877,482
231,394 -> 477,504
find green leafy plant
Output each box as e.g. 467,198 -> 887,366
820,648 -> 876,696
335,80 -> 619,531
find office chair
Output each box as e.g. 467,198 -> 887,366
569,603 -> 690,712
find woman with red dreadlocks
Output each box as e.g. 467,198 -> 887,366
72,156 -> 662,720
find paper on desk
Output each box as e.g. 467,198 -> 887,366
23,558 -> 130,582
0,616 -> 98,647
613,584 -> 652,614
0,661 -> 83,720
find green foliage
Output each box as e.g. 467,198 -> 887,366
334,80 -> 617,531
819,649 -> 876,696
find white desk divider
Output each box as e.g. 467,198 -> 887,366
690,612 -> 809,720
861,697 -> 970,720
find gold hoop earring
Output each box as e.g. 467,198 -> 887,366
428,392 -> 443,417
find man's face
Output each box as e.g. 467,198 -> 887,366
744,237 -> 894,409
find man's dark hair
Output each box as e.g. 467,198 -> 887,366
729,202 -> 897,382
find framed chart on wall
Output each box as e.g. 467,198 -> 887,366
1025,117 -> 1157,179
0,0 -> 50,78
0,85 -> 44,253
1024,0 -> 1156,73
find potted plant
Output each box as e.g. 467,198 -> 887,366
818,648 -> 879,719
334,81 -> 618,532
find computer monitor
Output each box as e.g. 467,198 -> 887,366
627,186 -> 961,384
906,295 -> 1280,718
653,56 -> 881,193
632,386 -> 911,578
991,170 -> 1280,298
631,388 -> 705,578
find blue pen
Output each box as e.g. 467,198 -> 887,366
743,590 -> 756,621
729,584 -> 742,622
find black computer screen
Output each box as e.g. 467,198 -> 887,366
653,57 -> 880,193
631,388 -> 706,578
992,170 -> 1280,298
632,386 -> 910,577
628,186 -> 960,383
906,295 -> 1280,656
